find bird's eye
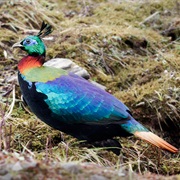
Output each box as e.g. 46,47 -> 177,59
22,38 -> 38,46
26,39 -> 31,44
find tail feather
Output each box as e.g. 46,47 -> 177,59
134,131 -> 178,153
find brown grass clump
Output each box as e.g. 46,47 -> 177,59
0,0 -> 179,179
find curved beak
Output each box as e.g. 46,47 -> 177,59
12,41 -> 23,49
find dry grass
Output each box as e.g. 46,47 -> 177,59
0,0 -> 179,179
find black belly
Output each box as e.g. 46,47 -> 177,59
18,72 -> 131,142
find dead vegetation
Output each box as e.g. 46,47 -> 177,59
0,0 -> 179,179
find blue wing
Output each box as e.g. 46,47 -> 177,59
35,73 -> 130,125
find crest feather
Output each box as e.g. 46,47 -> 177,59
37,21 -> 53,38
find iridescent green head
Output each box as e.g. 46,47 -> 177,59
13,22 -> 53,56
16,36 -> 46,55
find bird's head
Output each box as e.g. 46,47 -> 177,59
13,22 -> 53,56
13,36 -> 46,56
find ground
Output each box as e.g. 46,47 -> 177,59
0,0 -> 179,179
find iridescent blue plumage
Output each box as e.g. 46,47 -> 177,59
13,22 -> 178,154
36,73 -> 130,124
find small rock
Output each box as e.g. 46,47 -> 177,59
61,162 -> 81,174
0,169 -> 8,176
90,174 -> 108,180
12,161 -> 23,171
90,80 -> 106,90
44,58 -> 90,79
21,161 -> 37,169
0,173 -> 12,180
44,58 -> 72,69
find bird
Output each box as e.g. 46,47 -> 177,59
13,22 -> 178,154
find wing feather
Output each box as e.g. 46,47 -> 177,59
35,73 -> 130,124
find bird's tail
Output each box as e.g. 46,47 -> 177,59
121,117 -> 178,153
134,131 -> 178,153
